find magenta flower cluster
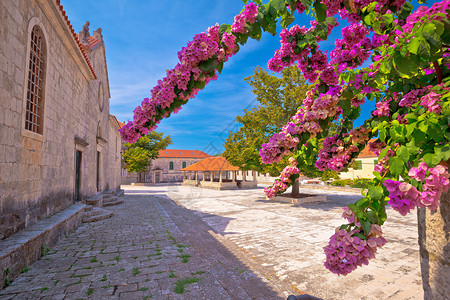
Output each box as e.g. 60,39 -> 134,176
409,163 -> 450,211
324,224 -> 387,276
383,180 -> 421,216
382,163 -> 449,215
264,157 -> 299,198
315,127 -> 370,172
260,93 -> 340,165
231,2 -> 258,34
374,148 -> 395,174
118,1 -> 264,143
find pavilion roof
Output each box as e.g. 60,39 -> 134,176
180,157 -> 240,172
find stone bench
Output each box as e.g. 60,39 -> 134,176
0,204 -> 85,289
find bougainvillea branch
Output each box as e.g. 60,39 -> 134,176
121,0 -> 450,276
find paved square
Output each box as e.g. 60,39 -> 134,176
0,184 -> 423,299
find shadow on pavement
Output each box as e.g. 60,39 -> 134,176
147,193 -> 294,298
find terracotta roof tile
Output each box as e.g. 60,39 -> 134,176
158,149 -> 211,159
55,0 -> 96,79
180,157 -> 240,171
359,139 -> 377,158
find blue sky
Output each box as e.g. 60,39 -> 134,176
62,0 -> 427,154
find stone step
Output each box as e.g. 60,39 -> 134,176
84,205 -> 93,212
83,207 -> 103,217
103,190 -> 114,196
102,195 -> 117,202
85,194 -> 103,207
102,199 -> 124,207
82,209 -> 113,223
116,189 -> 124,197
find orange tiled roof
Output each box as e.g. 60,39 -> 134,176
158,149 -> 211,159
55,0 -> 97,79
180,157 -> 240,171
359,139 -> 377,158
118,121 -> 126,128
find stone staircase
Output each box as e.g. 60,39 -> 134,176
82,190 -> 124,223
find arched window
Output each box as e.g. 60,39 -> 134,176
182,162 -> 186,168
25,25 -> 46,134
169,161 -> 174,170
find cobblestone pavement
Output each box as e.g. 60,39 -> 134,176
0,190 -> 288,299
149,183 -> 423,300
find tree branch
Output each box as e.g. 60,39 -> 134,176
433,61 -> 443,84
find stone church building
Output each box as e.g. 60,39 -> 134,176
0,0 -> 122,240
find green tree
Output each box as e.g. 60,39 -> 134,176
122,132 -> 172,182
223,65 -> 308,175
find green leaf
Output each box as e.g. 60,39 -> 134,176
219,24 -> 230,35
382,14 -> 394,26
417,40 -> 431,58
194,80 -> 206,89
271,0 -> 286,12
355,197 -> 370,208
394,53 -> 411,75
280,14 -> 296,29
361,220 -> 371,235
354,233 -> 367,240
407,37 -> 422,55
389,157 -> 405,177
313,1 -> 327,22
435,145 -> 450,161
216,61 -> 224,74
396,146 -> 410,163
198,58 -> 218,73
368,186 -> 384,201
423,152 -> 434,166
406,139 -> 419,155
301,0 -> 313,9
365,211 -> 379,224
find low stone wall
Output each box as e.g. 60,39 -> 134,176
182,179 -> 199,187
240,181 -> 258,189
0,203 -> 85,289
199,181 -> 238,190
270,194 -> 327,205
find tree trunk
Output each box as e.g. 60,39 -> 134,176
292,180 -> 300,197
417,189 -> 449,299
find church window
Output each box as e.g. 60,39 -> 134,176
169,161 -> 174,170
25,25 -> 46,134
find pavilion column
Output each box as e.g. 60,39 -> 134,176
210,171 -> 214,182
232,171 -> 236,182
252,170 -> 256,181
202,171 -> 206,182
183,171 -> 186,180
195,171 -> 198,181
243,171 -> 247,182
219,171 -> 223,183
189,171 -> 191,180
225,171 -> 228,180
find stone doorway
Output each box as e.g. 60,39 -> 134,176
75,150 -> 82,201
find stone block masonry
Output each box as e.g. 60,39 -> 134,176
0,203 -> 85,289
0,0 -> 121,240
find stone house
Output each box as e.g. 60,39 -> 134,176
0,0 -> 121,239
122,149 -> 211,184
338,142 -> 377,180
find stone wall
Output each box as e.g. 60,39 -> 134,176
418,190 -> 449,299
0,0 -> 121,239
